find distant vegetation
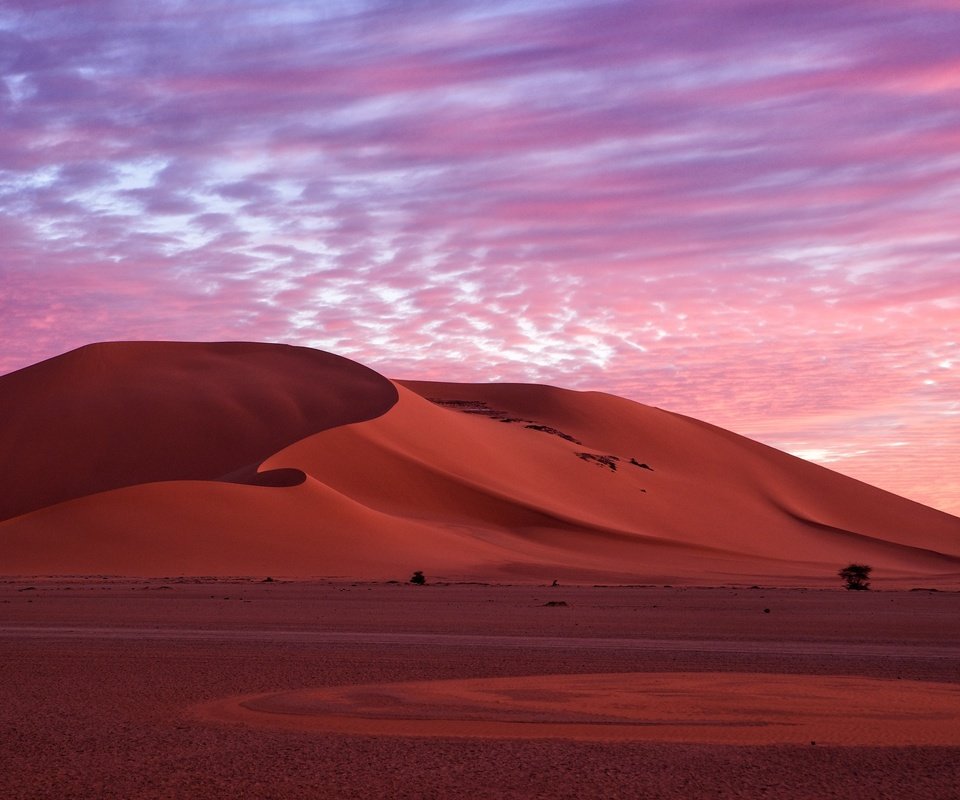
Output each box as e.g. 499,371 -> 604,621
839,563 -> 872,591
410,570 -> 426,585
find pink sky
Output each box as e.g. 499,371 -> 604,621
1,1 -> 958,514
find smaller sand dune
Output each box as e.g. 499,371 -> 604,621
0,476 -> 515,578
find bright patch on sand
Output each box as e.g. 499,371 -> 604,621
197,672 -> 960,745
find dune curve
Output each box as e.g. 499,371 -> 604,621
1,342 -> 958,583
0,341 -> 397,521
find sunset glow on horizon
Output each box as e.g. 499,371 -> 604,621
1,1 -> 958,513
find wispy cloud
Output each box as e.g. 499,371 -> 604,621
1,0 -> 958,512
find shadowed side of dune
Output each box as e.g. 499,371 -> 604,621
0,341 -> 397,521
1,347 -> 959,582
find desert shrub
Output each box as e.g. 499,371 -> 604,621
838,563 -> 871,591
410,570 -> 426,585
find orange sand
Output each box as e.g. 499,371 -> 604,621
1,341 -> 959,585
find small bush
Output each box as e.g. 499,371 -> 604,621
839,563 -> 871,591
410,570 -> 426,585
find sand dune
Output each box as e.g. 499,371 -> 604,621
1,341 -> 958,584
0,341 -> 397,521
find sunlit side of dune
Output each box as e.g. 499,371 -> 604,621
1,342 -> 958,584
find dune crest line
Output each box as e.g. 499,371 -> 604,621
1,341 -> 958,584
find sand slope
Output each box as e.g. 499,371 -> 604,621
1,342 -> 958,583
0,341 -> 397,521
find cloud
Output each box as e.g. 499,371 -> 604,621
0,0 -> 958,513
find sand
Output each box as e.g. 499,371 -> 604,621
199,672 -> 960,745
2,579 -> 960,799
2,341 -> 959,585
3,341 -> 960,796
0,341 -> 397,521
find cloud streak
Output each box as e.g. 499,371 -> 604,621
1,0 -> 958,513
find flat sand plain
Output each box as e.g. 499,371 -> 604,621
2,579 -> 960,799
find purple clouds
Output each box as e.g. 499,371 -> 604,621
1,0 -> 958,512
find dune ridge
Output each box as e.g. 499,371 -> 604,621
0,341 -> 397,521
1,341 -> 958,584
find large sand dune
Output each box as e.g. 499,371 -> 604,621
1,341 -> 958,584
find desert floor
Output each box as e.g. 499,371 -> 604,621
2,579 -> 959,799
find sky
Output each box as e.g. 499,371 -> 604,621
1,0 -> 958,515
